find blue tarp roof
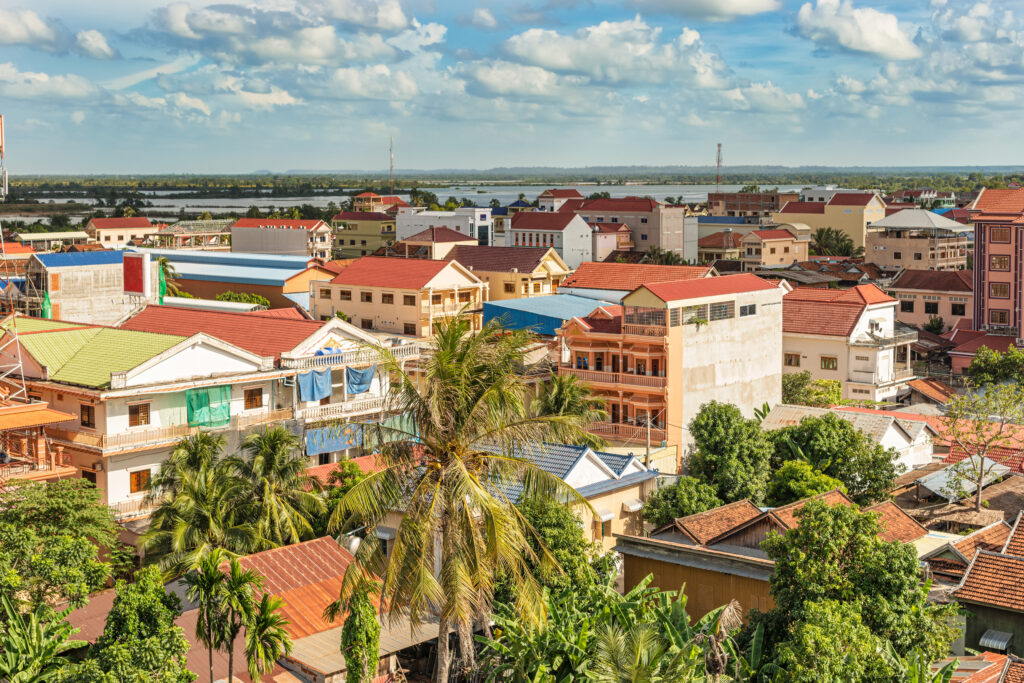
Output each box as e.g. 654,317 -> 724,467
36,251 -> 125,268
484,294 -> 610,336
932,208 -> 953,215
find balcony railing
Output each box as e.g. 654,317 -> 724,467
111,497 -> 161,521
558,366 -> 666,388
298,396 -> 385,423
852,327 -> 918,348
848,367 -> 915,385
588,421 -> 667,444
237,408 -> 294,430
280,344 -> 420,370
623,324 -> 667,337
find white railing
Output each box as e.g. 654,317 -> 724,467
111,497 -> 161,520
298,396 -> 385,423
588,421 -> 668,443
237,408 -> 294,430
281,344 -> 420,370
558,366 -> 667,388
623,324 -> 667,337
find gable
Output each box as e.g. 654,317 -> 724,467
424,261 -> 483,288
123,335 -> 266,387
563,449 -> 617,488
289,318 -> 379,356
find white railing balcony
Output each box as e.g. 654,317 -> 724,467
280,344 -> 420,370
558,366 -> 667,389
298,396 -> 385,423
588,421 -> 667,444
111,497 -> 161,521
237,407 -> 294,430
622,324 -> 667,337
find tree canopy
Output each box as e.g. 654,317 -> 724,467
642,477 -> 722,527
766,460 -> 846,507
781,371 -> 843,407
688,402 -> 772,504
966,345 -> 1024,386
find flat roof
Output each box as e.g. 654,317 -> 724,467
16,231 -> 90,241
288,616 -> 442,676
130,247 -> 311,269
484,293 -> 611,316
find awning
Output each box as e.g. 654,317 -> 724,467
596,508 -> 615,523
622,499 -> 643,513
375,526 -> 397,541
0,405 -> 75,431
979,629 -> 1014,651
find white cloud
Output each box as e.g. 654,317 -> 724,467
633,0 -> 782,20
316,0 -> 408,31
332,64 -> 418,99
796,0 -> 922,60
104,54 -> 199,90
71,111 -> 85,124
232,85 -> 301,110
471,8 -> 498,29
725,82 -> 805,112
0,9 -> 62,48
75,30 -> 117,59
462,60 -> 582,98
0,63 -> 98,99
167,92 -> 212,115
115,90 -> 212,118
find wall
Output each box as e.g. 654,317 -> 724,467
395,211 -> 476,241
231,227 -> 311,257
866,233 -> 969,271
963,603 -> 1024,656
891,289 -> 973,332
175,278 -> 292,308
582,481 -> 653,552
42,261 -> 161,325
333,219 -> 396,258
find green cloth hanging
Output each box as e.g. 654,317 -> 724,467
40,292 -> 52,319
158,266 -> 167,305
186,386 -> 232,427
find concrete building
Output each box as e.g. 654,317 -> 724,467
395,207 -> 493,245
310,256 -> 486,336
330,211 -> 397,258
230,218 -> 332,259
772,193 -> 887,249
740,229 -> 807,270
85,217 -> 154,248
592,223 -> 635,261
569,196 -> 687,257
889,269 -> 973,332
147,219 -> 233,251
444,245 -> 570,301
15,231 -> 91,251
18,251 -> 160,325
391,227 -> 477,259
971,188 -> 1024,336
866,209 -> 972,271
697,230 -> 743,262
508,211 -> 593,269
352,191 -> 408,213
557,274 -> 786,452
800,185 -> 878,203
558,261 -> 715,303
782,285 -> 917,402
537,188 -> 584,212
706,190 -> 800,218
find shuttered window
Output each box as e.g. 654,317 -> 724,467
128,403 -> 150,427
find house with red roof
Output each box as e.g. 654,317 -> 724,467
697,229 -> 744,261
537,187 -> 584,212
509,211 -> 594,268
889,269 -> 973,332
782,284 -> 918,401
740,228 -> 807,270
85,216 -> 154,248
230,218 -> 332,259
352,191 -> 409,213
557,261 -> 715,303
395,206 -> 493,246
567,196 -> 688,257
556,273 -> 787,450
770,192 -> 886,249
311,256 -> 486,337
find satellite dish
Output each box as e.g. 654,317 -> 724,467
341,534 -> 361,555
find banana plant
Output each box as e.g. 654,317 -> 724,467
0,593 -> 83,682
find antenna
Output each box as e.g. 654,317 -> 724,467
715,142 -> 722,191
0,114 -> 29,402
388,137 -> 394,195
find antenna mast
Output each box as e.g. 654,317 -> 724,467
715,142 -> 722,191
0,115 -> 29,401
388,137 -> 394,195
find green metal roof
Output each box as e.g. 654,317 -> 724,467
2,317 -> 93,333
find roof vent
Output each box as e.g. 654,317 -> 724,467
511,267 -> 518,273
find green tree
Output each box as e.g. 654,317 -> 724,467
516,496 -> 613,592
766,460 -> 846,506
688,402 -> 772,504
591,623 -> 692,682
923,316 -> 945,335
157,256 -> 182,296
148,432 -> 227,503
181,549 -> 228,683
0,479 -> 122,552
781,371 -> 843,407
811,227 -> 864,257
314,460 -> 369,536
642,247 -> 685,266
531,372 -> 608,448
0,594 -> 81,682
215,291 -> 272,308
642,477 -> 721,528
220,559 -> 263,683
966,345 -> 1024,385
245,593 -> 292,683
232,426 -> 325,546
338,578 -> 380,683
327,314 -> 591,682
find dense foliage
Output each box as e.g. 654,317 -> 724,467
966,345 -> 1024,385
215,291 -> 272,308
688,402 -> 772,504
642,477 -> 722,527
780,371 -> 843,407
765,460 -> 846,506
516,497 -> 614,592
340,584 -> 380,683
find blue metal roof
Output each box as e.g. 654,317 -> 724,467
130,248 -> 310,269
509,442 -> 589,480
576,470 -> 658,498
490,207 -> 509,216
698,216 -> 749,224
508,199 -> 532,208
484,294 -> 609,336
36,251 -> 125,268
594,449 -> 634,476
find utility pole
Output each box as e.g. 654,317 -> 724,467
715,142 -> 723,192
388,137 -> 394,195
645,415 -> 651,467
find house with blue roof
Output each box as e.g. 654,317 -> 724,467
484,294 -> 612,336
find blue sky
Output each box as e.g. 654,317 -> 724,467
0,0 -> 1020,173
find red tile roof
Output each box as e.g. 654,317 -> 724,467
908,378 -> 958,405
579,196 -> 660,212
1004,660 -> 1024,683
783,284 -> 895,336
561,261 -> 712,291
827,192 -> 881,206
974,188 -> 1024,215
557,199 -> 586,213
379,195 -> 408,206
2,243 -> 33,254
231,537 -> 355,639
940,653 -> 1009,683
865,500 -> 929,543
640,273 -> 778,302
88,217 -> 153,230
510,212 -> 579,231
770,489 -> 853,529
333,211 -> 393,221
592,222 -> 631,233
306,454 -> 386,486
697,231 -> 744,249
890,269 -> 973,293
232,218 -> 328,231
949,333 -> 1019,356
571,305 -> 624,334
954,521 -> 1012,560
661,499 -> 764,544
355,192 -> 378,198
945,444 -> 1024,474
242,307 -> 310,320
1004,512 -> 1024,557
540,188 -> 584,199
778,201 -> 825,214
329,256 -> 456,289
447,245 -> 554,273
749,228 -> 797,240
120,305 -> 323,359
405,226 -> 475,243
952,550 -> 1024,611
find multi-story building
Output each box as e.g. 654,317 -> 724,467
443,245 -> 570,301
558,261 -> 715,302
772,193 -> 887,249
800,185 -> 879,203
147,219 -> 234,251
706,190 -> 799,219
230,218 -> 332,259
352,192 -> 408,213
569,196 -> 687,256
971,188 -> 1024,336
889,269 -> 973,332
782,285 -> 917,402
330,211 -> 396,258
310,256 -> 486,336
592,223 -> 635,261
395,207 -> 493,245
740,229 -> 807,270
865,209 -> 971,271
85,217 -> 154,248
0,397 -> 77,483
537,188 -> 584,212
509,211 -> 594,269
697,230 -> 743,262
557,274 -> 785,451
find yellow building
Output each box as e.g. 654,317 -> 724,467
310,256 -> 486,337
771,193 -> 886,248
740,228 -> 808,270
331,211 -> 397,258
445,245 -> 570,301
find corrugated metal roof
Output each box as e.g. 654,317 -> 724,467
761,404 -> 900,444
576,470 -> 658,498
36,251 -> 125,268
485,294 -> 611,316
130,247 -> 311,269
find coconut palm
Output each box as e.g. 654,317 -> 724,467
591,623 -> 694,683
245,593 -> 293,683
532,371 -> 608,449
327,314 -> 592,682
147,432 -> 227,504
157,256 -> 183,296
182,548 -> 228,683
220,559 -> 264,683
231,426 -> 325,546
643,247 -> 685,266
811,227 -> 864,258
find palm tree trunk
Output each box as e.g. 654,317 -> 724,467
228,636 -> 234,683
208,629 -> 214,683
457,619 -> 476,674
435,613 -> 452,683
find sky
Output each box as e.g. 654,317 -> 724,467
0,0 -> 1021,173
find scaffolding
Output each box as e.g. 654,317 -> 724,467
0,114 -> 29,401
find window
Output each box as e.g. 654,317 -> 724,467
360,292 -> 372,303
339,290 -> 352,301
244,388 -> 263,410
532,283 -> 541,293
669,308 -> 681,326
640,234 -> 648,241
640,217 -> 648,224
504,283 -> 515,294
80,403 -> 95,428
709,301 -> 735,321
82,470 -> 96,484
360,240 -> 367,246
611,217 -> 618,223
913,253 -> 922,261
893,251 -> 902,260
404,323 -> 417,335
600,520 -> 612,538
739,303 -> 756,317
900,300 -> 914,313
349,239 -> 356,245
990,282 -> 1010,298
319,452 -> 331,466
925,302 -> 939,315
992,227 -> 1011,243
431,294 -> 442,305
104,235 -> 111,242
382,293 -> 394,305
458,291 -> 472,303
855,355 -> 869,361
784,246 -> 790,253
128,403 -> 150,427
361,318 -> 373,329
784,353 -> 801,367
952,303 -> 966,316
991,255 -> 1010,271
130,469 -> 151,494
403,295 -> 416,306
318,288 -> 331,299
770,247 -> 776,254
990,310 -> 1010,325
820,356 -> 838,371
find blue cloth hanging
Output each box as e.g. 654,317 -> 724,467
298,369 -> 332,402
346,363 -> 377,395
305,424 -> 362,456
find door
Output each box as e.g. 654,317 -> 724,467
611,404 -> 619,423
651,359 -> 660,376
611,356 -> 619,373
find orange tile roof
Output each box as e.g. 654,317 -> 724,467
540,188 -> 584,199
561,261 -> 712,291
865,500 -> 929,543
231,218 -> 328,231
749,228 -> 796,240
890,269 -> 973,293
88,216 -> 153,230
231,537 -> 355,639
510,212 -> 579,231
242,307 -> 310,320
1003,512 -> 1024,557
1005,660 -> 1024,683
640,273 -> 778,302
770,489 -> 854,528
329,256 -> 454,289
908,378 -> 958,405
783,284 -> 894,337
0,403 -> 75,431
945,444 -> 1024,474
952,550 -> 1024,612
666,499 -> 764,544
697,231 -> 743,249
974,188 -> 1024,215
954,521 -> 1011,560
940,653 -> 1009,683
2,243 -> 34,254
305,454 -> 386,486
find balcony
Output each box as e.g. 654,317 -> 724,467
848,367 -> 915,386
237,408 -> 294,430
558,366 -> 666,389
852,324 -> 918,348
588,421 -> 667,444
298,395 -> 385,423
280,344 -> 420,370
111,496 -> 161,521
623,324 -> 667,337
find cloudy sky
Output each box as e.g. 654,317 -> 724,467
0,0 -> 1020,173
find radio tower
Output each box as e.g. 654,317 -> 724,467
0,115 -> 29,402
715,142 -> 723,191
388,137 -> 394,195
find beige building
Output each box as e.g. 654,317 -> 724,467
782,285 -> 917,402
697,230 -> 742,262
865,209 -> 971,271
310,256 -> 486,337
571,196 -> 687,256
771,193 -> 886,248
740,228 -> 807,270
557,274 -> 786,452
85,217 -> 154,248
444,245 -> 570,301
331,211 -> 396,258
889,269 -> 973,332
231,218 -> 332,259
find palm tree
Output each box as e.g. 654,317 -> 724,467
245,593 -> 293,683
0,594 -> 82,681
532,371 -> 608,449
231,426 -> 325,546
182,548 -> 228,683
327,314 -> 591,683
591,623 -> 694,682
810,227 -> 864,258
147,432 -> 227,504
643,247 -> 685,265
220,559 -> 264,683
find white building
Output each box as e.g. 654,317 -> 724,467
508,211 -> 594,269
395,207 -> 493,245
537,188 -> 584,212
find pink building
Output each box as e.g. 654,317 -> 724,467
889,269 -> 973,332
